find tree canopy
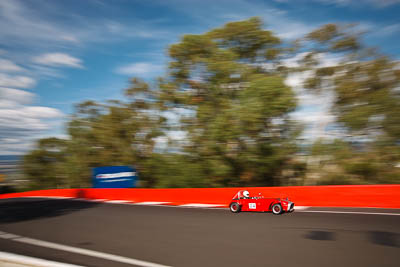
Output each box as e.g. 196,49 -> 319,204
21,18 -> 400,189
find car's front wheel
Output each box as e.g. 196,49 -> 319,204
230,202 -> 241,213
271,203 -> 283,215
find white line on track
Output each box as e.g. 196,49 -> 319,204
294,206 -> 309,211
297,210 -> 400,216
0,231 -> 172,267
0,233 -> 20,239
0,251 -> 83,267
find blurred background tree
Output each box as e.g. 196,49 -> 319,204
299,24 -> 400,185
157,17 -> 299,187
20,18 -> 399,189
23,138 -> 69,189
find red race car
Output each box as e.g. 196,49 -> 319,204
229,190 -> 294,215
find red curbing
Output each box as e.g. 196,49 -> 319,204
1,185 -> 400,209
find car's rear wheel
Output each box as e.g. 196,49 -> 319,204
230,202 -> 241,213
271,203 -> 283,215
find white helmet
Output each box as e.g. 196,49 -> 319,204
243,190 -> 250,198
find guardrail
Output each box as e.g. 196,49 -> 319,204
1,185 -> 399,208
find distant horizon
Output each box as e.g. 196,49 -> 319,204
0,155 -> 21,160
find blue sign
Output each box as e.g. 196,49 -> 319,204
92,166 -> 137,188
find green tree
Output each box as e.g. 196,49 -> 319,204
302,24 -> 400,141
157,17 -> 298,186
21,17 -> 301,189
65,79 -> 164,187
298,24 -> 400,184
23,138 -> 69,189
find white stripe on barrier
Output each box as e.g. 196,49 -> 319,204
0,251 -> 83,267
0,232 -> 172,267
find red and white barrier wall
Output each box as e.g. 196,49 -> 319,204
1,185 -> 400,209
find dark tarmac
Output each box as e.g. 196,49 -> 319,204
0,198 -> 399,267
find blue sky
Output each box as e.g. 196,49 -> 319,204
0,0 -> 399,154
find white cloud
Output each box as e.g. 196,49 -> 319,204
292,109 -> 335,124
21,106 -> 63,118
0,73 -> 36,88
59,34 -> 80,44
0,85 -> 63,155
276,23 -> 314,40
33,53 -> 83,68
0,104 -> 64,154
30,65 -> 65,79
285,72 -> 309,88
161,0 -> 313,40
116,62 -> 163,76
277,52 -> 342,71
316,0 -> 400,7
281,52 -> 311,69
0,0 -> 80,46
0,58 -> 24,72
0,87 -> 34,105
0,0 -> 171,52
0,106 -> 62,132
0,99 -> 19,109
0,139 -> 35,155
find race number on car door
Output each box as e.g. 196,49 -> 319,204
249,203 -> 256,209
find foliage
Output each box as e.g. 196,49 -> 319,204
309,139 -> 400,185
21,17 -> 400,189
158,17 -> 299,186
298,23 -> 400,185
23,138 -> 69,189
302,24 -> 400,142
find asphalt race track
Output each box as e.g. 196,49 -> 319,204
0,198 -> 399,267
